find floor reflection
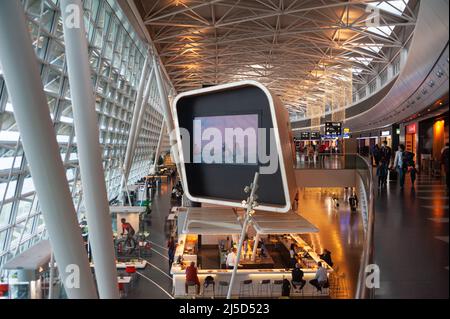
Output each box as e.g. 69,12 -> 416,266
297,187 -> 364,298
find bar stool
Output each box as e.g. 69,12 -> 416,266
257,280 -> 271,297
185,281 -> 198,298
291,282 -> 305,297
271,280 -> 283,297
202,279 -> 215,298
313,280 -> 329,296
239,279 -> 254,298
217,281 -> 229,297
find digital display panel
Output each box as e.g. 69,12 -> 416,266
193,114 -> 258,165
300,132 -> 310,140
325,122 -> 342,137
310,132 -> 321,140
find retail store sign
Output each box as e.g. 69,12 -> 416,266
381,130 -> 390,137
406,123 -> 416,134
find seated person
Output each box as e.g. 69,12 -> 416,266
319,249 -> 333,267
185,262 -> 200,294
291,263 -> 306,291
309,262 -> 328,292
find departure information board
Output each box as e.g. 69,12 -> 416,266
325,122 -> 342,137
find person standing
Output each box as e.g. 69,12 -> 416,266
226,248 -> 237,269
167,237 -> 176,272
289,244 -> 297,269
379,141 -> 392,187
392,144 -> 407,189
441,142 -> 449,190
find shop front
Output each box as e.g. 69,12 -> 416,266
418,112 -> 449,174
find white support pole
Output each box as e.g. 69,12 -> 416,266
120,54 -> 150,200
227,173 -> 259,299
0,0 -> 97,299
151,121 -> 165,174
153,56 -> 182,175
48,252 -> 55,299
128,67 -> 155,173
251,233 -> 260,262
59,0 -> 119,299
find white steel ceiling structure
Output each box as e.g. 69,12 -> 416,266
132,0 -> 418,118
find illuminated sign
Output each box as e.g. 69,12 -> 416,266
381,130 -> 391,137
406,123 -> 416,134
300,132 -> 310,140
310,132 -> 321,140
325,122 -> 342,137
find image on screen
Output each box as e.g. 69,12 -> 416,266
193,114 -> 258,165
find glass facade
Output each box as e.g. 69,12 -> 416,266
0,0 -> 169,269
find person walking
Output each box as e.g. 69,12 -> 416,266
167,236 -> 176,272
379,141 -> 392,187
392,144 -> 407,189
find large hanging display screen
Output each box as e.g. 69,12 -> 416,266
193,114 -> 259,165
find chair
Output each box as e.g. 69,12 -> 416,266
125,265 -> 137,288
217,281 -> 229,297
185,281 -> 198,298
202,278 -> 215,298
271,280 -> 283,297
291,281 -> 305,297
239,279 -> 254,298
118,282 -> 126,298
257,279 -> 271,297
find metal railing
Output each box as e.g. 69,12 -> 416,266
295,153 -> 375,298
354,155 -> 375,299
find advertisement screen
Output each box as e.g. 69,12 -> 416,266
193,114 -> 259,165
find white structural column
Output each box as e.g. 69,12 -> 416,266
153,56 -> 182,174
151,121 -> 165,174
129,67 -> 155,171
120,55 -> 150,194
59,0 -> 119,299
0,0 -> 97,299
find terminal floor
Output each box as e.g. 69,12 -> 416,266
373,173 -> 449,298
296,187 -> 364,299
126,171 -> 449,299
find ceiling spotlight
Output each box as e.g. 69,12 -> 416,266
422,89 -> 428,95
429,80 -> 435,87
436,69 -> 444,78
